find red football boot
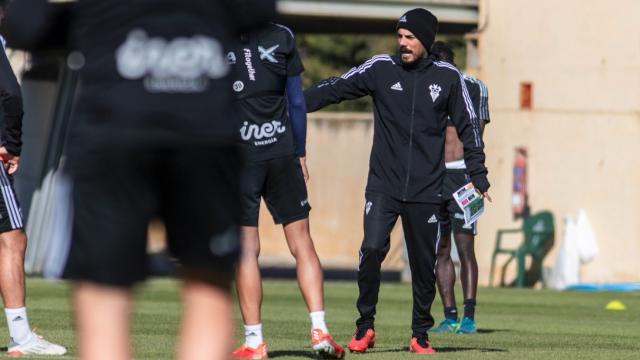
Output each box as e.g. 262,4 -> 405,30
409,337 -> 436,354
347,328 -> 375,353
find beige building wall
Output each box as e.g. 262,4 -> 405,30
474,0 -> 640,283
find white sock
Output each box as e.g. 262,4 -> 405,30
5,307 -> 33,345
310,311 -> 328,332
244,324 -> 263,348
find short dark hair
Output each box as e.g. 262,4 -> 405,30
430,41 -> 455,66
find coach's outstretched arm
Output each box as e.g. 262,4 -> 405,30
304,57 -> 379,112
448,72 -> 490,195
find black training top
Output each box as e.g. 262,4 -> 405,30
305,55 -> 490,202
70,0 -> 240,148
229,23 -> 304,161
446,74 -> 490,127
463,74 -> 490,123
0,37 -> 23,156
2,0 -> 276,148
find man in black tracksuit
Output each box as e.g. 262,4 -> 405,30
304,8 -> 490,353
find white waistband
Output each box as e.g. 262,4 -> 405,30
445,159 -> 466,169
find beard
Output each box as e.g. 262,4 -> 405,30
399,46 -> 419,65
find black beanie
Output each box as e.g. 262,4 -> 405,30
396,8 -> 438,51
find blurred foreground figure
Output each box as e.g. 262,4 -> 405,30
429,41 -> 491,335
0,1 -> 67,356
3,0 -> 275,359
229,23 -> 344,359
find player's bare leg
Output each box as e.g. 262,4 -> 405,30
433,233 -> 459,333
283,218 -> 323,312
235,226 -> 263,325
74,282 -> 132,360
0,230 -> 26,308
177,276 -> 233,360
453,232 -> 478,333
284,218 -> 344,358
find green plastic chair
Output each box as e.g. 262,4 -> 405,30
489,211 -> 555,288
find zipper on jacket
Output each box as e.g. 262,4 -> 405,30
403,72 -> 418,201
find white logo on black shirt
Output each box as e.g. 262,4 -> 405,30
258,44 -> 279,63
243,49 -> 257,81
116,29 -> 229,93
240,121 -> 286,146
390,82 -> 403,91
427,214 -> 438,223
365,201 -> 373,215
429,84 -> 442,102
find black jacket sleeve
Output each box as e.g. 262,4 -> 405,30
304,57 -> 379,112
0,47 -> 23,156
448,73 -> 489,193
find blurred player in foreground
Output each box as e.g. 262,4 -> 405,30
3,0 -> 275,359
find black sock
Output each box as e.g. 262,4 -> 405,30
463,299 -> 476,320
416,336 -> 429,347
444,306 -> 458,321
355,326 -> 373,340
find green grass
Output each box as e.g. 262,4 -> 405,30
7,278 -> 640,359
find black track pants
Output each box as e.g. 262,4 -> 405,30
355,191 -> 441,337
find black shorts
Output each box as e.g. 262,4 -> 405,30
0,166 -> 23,233
440,169 -> 477,236
62,144 -> 241,287
240,155 -> 310,226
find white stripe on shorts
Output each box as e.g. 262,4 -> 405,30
0,166 -> 23,229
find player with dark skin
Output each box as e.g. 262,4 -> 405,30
432,40 -> 490,334
436,118 -> 487,326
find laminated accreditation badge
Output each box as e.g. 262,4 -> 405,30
453,183 -> 485,226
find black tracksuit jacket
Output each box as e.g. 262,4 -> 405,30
305,54 -> 489,203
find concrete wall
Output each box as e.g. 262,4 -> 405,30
474,0 -> 640,282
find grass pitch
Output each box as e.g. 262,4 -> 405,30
7,277 -> 640,359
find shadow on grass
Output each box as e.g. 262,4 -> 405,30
340,346 -> 507,354
436,346 -> 507,353
269,350 -> 319,359
477,328 -> 512,334
362,347 -> 410,354
268,343 -> 508,357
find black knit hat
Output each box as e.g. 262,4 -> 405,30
396,8 -> 438,51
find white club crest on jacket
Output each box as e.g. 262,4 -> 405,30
429,83 -> 441,101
